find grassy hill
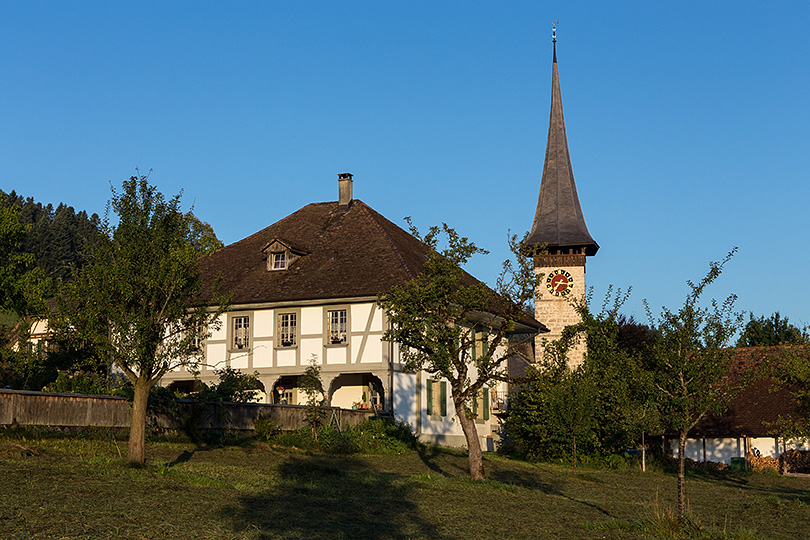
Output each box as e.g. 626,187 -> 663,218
1,430 -> 808,539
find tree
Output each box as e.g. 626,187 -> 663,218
0,194 -> 48,320
575,291 -> 660,460
504,290 -> 659,467
379,222 -> 538,480
643,249 -> 744,524
300,355 -> 326,440
736,312 -> 809,347
55,175 -> 227,464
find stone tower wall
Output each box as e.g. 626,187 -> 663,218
534,262 -> 587,367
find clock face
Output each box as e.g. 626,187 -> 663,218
546,268 -> 574,297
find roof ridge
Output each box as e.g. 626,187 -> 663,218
357,202 -> 415,279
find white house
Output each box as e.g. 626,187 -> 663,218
159,173 -> 546,449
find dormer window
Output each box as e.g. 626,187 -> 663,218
261,238 -> 309,272
271,251 -> 286,270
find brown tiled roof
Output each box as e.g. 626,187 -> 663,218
199,199 -> 545,333
199,200 -> 425,304
689,346 -> 807,438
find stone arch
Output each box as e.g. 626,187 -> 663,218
328,373 -> 386,411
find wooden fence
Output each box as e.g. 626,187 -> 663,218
0,389 -> 379,432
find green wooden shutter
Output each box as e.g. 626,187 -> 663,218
483,386 -> 490,420
426,379 -> 433,416
440,381 -> 447,416
472,390 -> 478,417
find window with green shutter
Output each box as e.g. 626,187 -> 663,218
426,379 -> 447,418
473,387 -> 490,421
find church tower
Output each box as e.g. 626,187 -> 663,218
527,27 -> 598,366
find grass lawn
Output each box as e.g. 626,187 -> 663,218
1,430 -> 808,539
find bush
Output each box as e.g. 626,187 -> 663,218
267,417 -> 418,455
342,418 -> 419,454
42,370 -> 117,395
254,413 -> 280,442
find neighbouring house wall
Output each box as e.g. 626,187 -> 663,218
669,436 -> 810,464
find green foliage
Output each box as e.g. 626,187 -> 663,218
269,417 -> 420,455
766,348 -> 810,444
643,249 -> 745,522
299,356 -> 325,439
342,418 -> 420,454
644,250 -> 745,436
186,212 -> 224,255
0,193 -> 49,319
42,369 -> 119,395
0,189 -> 103,282
253,413 -> 280,442
736,312 -> 809,347
194,367 -> 261,404
54,174 -> 227,387
504,288 -> 660,462
502,366 -> 572,460
52,174 -> 228,463
0,347 -> 50,390
378,221 -> 539,479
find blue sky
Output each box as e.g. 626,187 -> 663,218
2,2 -> 809,331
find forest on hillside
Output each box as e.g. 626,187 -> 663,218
0,190 -> 103,282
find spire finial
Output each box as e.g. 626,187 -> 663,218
552,21 -> 558,63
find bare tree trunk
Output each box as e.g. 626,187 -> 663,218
677,430 -> 688,524
456,402 -> 485,480
128,378 -> 151,465
572,432 -> 577,473
642,431 -> 646,473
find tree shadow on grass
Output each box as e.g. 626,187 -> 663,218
487,461 -> 615,518
223,454 -> 446,540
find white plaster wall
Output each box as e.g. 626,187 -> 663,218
332,385 -> 364,409
301,307 -> 322,335
210,316 -> 227,341
252,343 -> 273,368
393,371 -> 417,429
276,348 -> 296,367
300,337 -> 320,365
752,438 -> 779,458
326,347 -> 347,365
358,338 -> 383,363
351,304 -> 373,332
230,352 -> 249,370
206,342 -> 227,370
30,319 -> 49,335
254,310 -> 274,338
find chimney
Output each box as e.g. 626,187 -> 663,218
338,172 -> 353,209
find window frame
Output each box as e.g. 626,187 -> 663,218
230,314 -> 251,351
472,386 -> 490,421
270,251 -> 287,270
276,311 -> 298,348
325,308 -> 348,346
426,378 -> 447,418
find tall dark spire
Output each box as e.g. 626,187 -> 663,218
527,29 -> 598,256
